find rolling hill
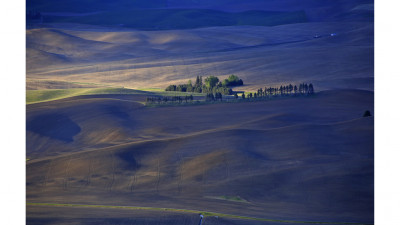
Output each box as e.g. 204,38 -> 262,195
27,90 -> 374,224
43,9 -> 308,30
26,21 -> 374,91
26,1 -> 374,224
27,0 -> 373,22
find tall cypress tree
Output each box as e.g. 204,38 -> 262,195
308,83 -> 314,95
289,84 -> 293,94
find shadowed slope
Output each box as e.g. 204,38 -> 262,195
27,0 -> 372,23
27,113 -> 81,142
26,117 -> 373,223
27,89 -> 373,224
26,90 -> 373,159
45,9 -> 307,30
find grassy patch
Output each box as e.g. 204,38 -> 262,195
68,81 -> 114,87
26,88 -> 141,104
26,202 -> 373,225
205,195 -> 248,203
135,88 -> 164,92
26,88 -> 206,104
219,195 -> 247,202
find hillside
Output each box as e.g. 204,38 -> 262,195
27,0 -> 373,22
26,22 -> 373,92
27,90 -> 374,224
43,9 -> 308,30
26,1 -> 374,224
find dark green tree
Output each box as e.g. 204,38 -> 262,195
215,92 -> 222,101
222,74 -> 244,87
165,85 -> 176,91
205,93 -> 215,101
176,84 -> 187,92
194,86 -> 202,93
308,83 -> 314,95
205,76 -> 219,88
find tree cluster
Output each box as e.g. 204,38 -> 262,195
156,82 -> 315,105
165,75 -> 243,95
221,75 -> 244,87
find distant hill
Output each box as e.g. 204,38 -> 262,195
26,90 -> 374,224
27,0 -> 168,13
27,0 -> 373,24
42,9 -> 307,30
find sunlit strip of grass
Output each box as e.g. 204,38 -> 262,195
26,88 -> 138,104
26,88 -> 205,104
27,88 -> 87,104
134,87 -> 164,92
26,203 -> 373,225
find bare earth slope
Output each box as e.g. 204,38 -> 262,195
27,90 -> 374,224
26,21 -> 373,91
26,1 -> 374,223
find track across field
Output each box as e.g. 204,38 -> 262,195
26,202 -> 373,225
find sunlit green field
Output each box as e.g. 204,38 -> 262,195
26,87 -> 206,104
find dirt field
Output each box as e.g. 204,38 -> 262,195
26,21 -> 373,92
26,1 -> 374,223
27,90 -> 374,224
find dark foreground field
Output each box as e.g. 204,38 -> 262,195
26,89 -> 374,225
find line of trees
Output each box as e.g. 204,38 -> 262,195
203,83 -> 314,103
204,83 -> 315,102
149,82 -> 315,105
236,83 -> 314,100
205,93 -> 223,101
165,75 -> 243,95
146,95 -> 194,104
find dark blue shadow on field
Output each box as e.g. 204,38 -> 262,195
27,113 -> 81,143
116,150 -> 141,170
104,105 -> 130,120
